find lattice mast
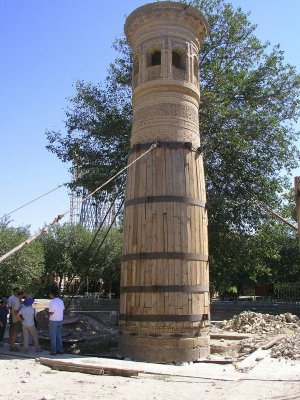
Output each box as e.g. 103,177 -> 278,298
69,160 -> 119,230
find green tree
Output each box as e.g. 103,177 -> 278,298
255,221 -> 300,284
39,223 -> 94,292
0,224 -> 44,295
88,226 -> 123,296
46,0 -> 300,292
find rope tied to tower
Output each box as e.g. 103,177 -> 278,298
1,139 -> 295,264
0,183 -> 67,220
0,143 -> 157,264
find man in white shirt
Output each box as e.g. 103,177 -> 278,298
48,288 -> 65,355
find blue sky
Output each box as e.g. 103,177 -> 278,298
1,0 -> 300,232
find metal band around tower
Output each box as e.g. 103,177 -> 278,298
129,141 -> 195,154
121,252 -> 209,262
119,314 -> 209,322
120,284 -> 209,293
125,195 -> 206,208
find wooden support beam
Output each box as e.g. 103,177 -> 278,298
37,358 -> 142,377
210,333 -> 250,340
261,335 -> 284,350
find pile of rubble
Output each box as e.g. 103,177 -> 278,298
36,310 -> 118,355
271,333 -> 300,360
219,311 -> 300,335
210,311 -> 300,361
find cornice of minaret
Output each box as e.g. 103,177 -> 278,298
125,1 -> 209,47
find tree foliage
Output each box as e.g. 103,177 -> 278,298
45,0 -> 300,292
39,223 -> 123,295
39,223 -> 94,291
211,218 -> 300,296
87,227 -> 123,295
0,224 -> 44,295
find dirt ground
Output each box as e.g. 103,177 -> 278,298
2,310 -> 300,399
0,354 -> 299,400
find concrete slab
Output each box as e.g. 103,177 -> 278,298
245,355 -> 300,381
236,348 -> 271,370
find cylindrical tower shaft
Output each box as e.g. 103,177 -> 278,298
119,1 -> 209,363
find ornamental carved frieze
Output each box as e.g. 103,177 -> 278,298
143,39 -> 163,51
133,103 -> 199,123
133,45 -> 143,57
170,39 -> 188,50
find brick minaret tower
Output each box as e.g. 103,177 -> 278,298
119,1 -> 209,363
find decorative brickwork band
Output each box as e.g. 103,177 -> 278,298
133,103 -> 198,123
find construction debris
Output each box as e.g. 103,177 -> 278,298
36,310 -> 118,355
218,311 -> 300,335
34,308 -> 300,361
210,311 -> 300,362
270,333 -> 300,360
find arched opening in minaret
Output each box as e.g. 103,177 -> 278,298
150,50 -> 161,67
146,47 -> 162,81
172,47 -> 186,80
172,48 -> 186,70
147,47 -> 161,67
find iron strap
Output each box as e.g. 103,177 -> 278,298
120,284 -> 209,293
119,314 -> 209,322
129,141 -> 193,154
121,252 -> 209,262
125,195 -> 206,208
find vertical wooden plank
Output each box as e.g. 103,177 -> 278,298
135,258 -> 141,292
165,148 -> 173,195
121,146 -> 209,356
185,150 -> 191,198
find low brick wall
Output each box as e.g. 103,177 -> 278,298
211,300 -> 300,321
34,298 -> 300,321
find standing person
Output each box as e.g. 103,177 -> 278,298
48,288 -> 64,355
7,287 -> 19,309
7,287 -> 19,344
9,290 -> 23,351
20,294 -> 33,346
0,299 -> 9,345
18,297 -> 40,352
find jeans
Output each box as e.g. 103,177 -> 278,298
49,320 -> 63,354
